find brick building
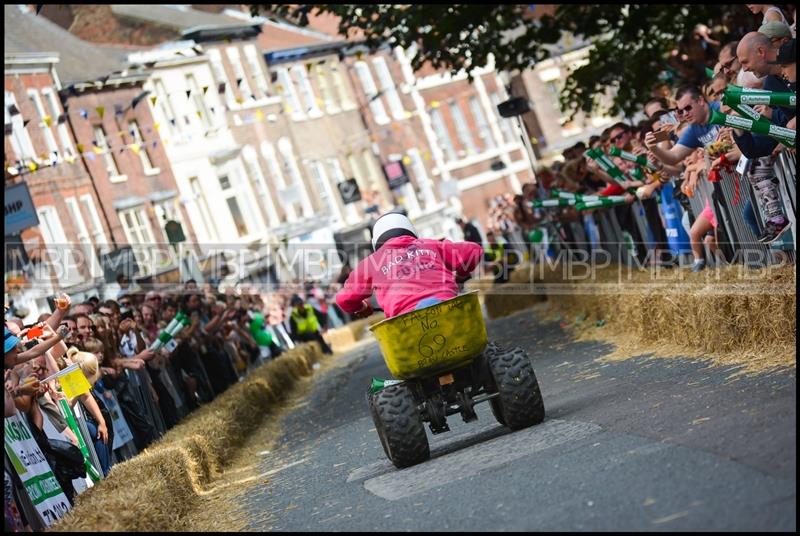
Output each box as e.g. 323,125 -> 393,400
5,5 -> 201,318
4,6 -> 112,319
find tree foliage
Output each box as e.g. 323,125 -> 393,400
250,4 -> 751,119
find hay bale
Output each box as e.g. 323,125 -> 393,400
523,263 -> 795,373
51,343 -> 324,532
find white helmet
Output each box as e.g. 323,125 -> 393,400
371,212 -> 417,250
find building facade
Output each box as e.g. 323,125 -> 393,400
5,52 -> 107,320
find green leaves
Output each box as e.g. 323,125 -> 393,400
250,4 -> 741,119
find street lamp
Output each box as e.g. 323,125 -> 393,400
496,95 -> 539,184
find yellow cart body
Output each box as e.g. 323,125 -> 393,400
369,292 -> 488,380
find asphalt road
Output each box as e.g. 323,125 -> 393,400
239,309 -> 796,531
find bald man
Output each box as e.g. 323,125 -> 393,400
737,31 -> 780,78
731,31 -> 795,159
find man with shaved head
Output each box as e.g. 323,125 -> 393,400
737,31 -> 780,78
731,31 -> 795,161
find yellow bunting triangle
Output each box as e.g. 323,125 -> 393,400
402,155 -> 412,165
43,115 -> 52,127
59,366 -> 91,399
65,155 -> 76,164
96,106 -> 105,119
130,143 -> 141,154
197,110 -> 202,119
28,161 -> 38,172
153,122 -> 160,131
255,110 -> 264,121
77,143 -> 85,153
150,96 -> 158,106
236,97 -> 244,104
423,151 -> 431,161
430,100 -> 440,108
93,146 -> 103,155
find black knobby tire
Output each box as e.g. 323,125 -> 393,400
487,343 -> 545,429
372,383 -> 430,468
482,343 -> 507,426
367,394 -> 391,459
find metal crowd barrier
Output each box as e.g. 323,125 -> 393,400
527,150 -> 796,269
713,169 -> 775,267
774,149 -> 796,256
125,368 -> 167,438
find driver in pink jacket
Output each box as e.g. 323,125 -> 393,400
336,212 -> 483,319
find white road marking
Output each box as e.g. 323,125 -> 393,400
358,419 -> 601,500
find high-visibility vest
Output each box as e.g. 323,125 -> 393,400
291,305 -> 320,335
485,243 -> 505,262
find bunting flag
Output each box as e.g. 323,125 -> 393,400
236,97 -> 244,104
202,85 -> 209,95
7,104 -> 19,116
150,95 -> 158,107
152,141 -> 157,148
218,82 -> 226,94
402,155 -> 412,165
86,152 -> 96,161
96,106 -> 105,119
43,115 -> 53,127
80,109 -> 89,119
57,114 -> 67,124
119,147 -> 125,154
430,100 -> 440,108
28,161 -> 38,172
23,119 -> 30,128
92,139 -> 98,146
236,78 -> 243,88
275,83 -> 284,92
93,146 -> 103,155
184,116 -> 191,125
153,122 -> 160,131
4,123 -> 13,135
65,155 -> 76,164
255,110 -> 264,122
356,51 -> 364,60
305,63 -> 313,72
186,89 -> 192,99
76,143 -> 85,153
131,90 -> 149,108
423,151 -> 431,161
130,143 -> 141,155
196,110 -> 202,119
169,118 -> 176,126
250,94 -> 257,100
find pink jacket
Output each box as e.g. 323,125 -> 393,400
336,236 -> 483,318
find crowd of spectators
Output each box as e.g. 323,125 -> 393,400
4,278 -> 349,527
475,5 -> 795,273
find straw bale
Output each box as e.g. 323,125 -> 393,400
502,263 -> 795,375
51,343 -> 325,532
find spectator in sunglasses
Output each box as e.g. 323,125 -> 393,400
704,73 -> 727,102
644,85 -> 720,166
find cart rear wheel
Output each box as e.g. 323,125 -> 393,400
487,344 -> 545,429
371,383 -> 430,468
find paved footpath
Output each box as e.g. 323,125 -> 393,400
239,308 -> 796,531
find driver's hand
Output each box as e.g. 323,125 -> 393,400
354,300 -> 373,319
